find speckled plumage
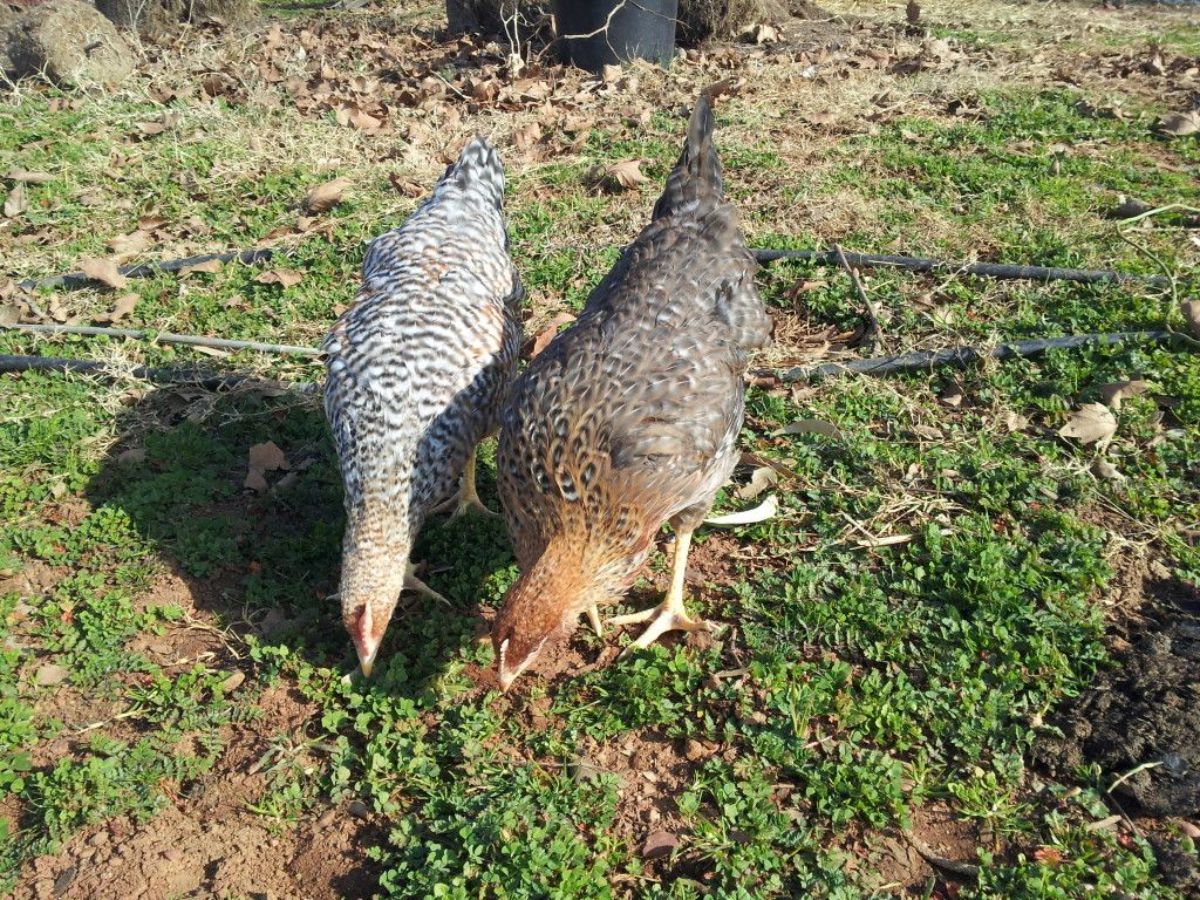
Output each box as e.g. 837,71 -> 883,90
492,96 -> 770,686
323,137 -> 523,672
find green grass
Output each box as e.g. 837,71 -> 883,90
1,6 -> 1198,895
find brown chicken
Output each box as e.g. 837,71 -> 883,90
492,95 -> 771,689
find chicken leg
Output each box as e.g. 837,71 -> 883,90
434,447 -> 499,520
404,561 -> 450,605
609,529 -> 710,652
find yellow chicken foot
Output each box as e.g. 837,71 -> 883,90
609,530 -> 710,653
585,603 -> 603,636
433,448 -> 499,520
404,561 -> 450,605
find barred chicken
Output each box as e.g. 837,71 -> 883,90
323,137 -> 523,677
492,95 -> 771,690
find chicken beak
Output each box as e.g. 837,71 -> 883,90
354,637 -> 379,678
497,666 -> 517,692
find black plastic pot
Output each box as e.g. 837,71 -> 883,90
554,0 -> 679,73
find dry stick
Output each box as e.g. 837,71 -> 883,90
0,354 -> 319,394
17,248 -> 276,291
903,831 -> 981,880
832,243 -> 888,352
752,248 -> 1177,287
4,323 -> 322,357
763,330 -> 1177,384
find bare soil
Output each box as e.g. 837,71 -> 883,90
1033,573 -> 1200,819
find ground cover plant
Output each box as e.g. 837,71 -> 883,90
1,0 -> 1198,896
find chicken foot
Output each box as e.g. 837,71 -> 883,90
433,447 -> 498,520
404,561 -> 450,606
609,529 -> 710,652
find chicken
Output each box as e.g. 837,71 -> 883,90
491,95 -> 770,689
323,137 -> 523,677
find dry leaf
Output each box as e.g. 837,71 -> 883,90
600,64 -> 622,84
0,303 -> 22,325
94,294 -> 139,325
244,469 -> 269,492
107,230 -> 150,257
1157,110 -> 1200,137
179,258 -> 224,277
734,466 -> 779,501
4,182 -> 27,218
249,441 -> 289,472
349,108 -> 382,131
778,418 -> 842,439
80,258 -> 130,290
512,122 -> 542,151
304,177 -> 352,214
7,170 -> 52,184
1001,411 -> 1029,432
1091,458 -> 1126,482
1180,299 -> 1200,339
605,159 -> 648,191
1098,379 -> 1149,410
117,447 -> 146,465
940,384 -> 964,407
388,173 -> 425,197
529,312 -> 575,358
255,268 -> 304,288
1058,403 -> 1117,447
641,831 -> 679,860
906,0 -> 921,24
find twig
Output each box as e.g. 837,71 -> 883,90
833,243 -> 888,352
752,248 -> 1177,287
903,830 -> 980,879
3,323 -> 322,357
762,330 -> 1177,384
0,353 -> 319,394
17,248 -> 275,291
1106,760 -> 1162,796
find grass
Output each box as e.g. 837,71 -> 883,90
1,0 -> 1199,895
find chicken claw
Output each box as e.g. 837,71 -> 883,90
610,530 -> 710,653
435,447 -> 500,520
404,562 -> 450,606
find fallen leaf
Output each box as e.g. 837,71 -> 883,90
107,230 -> 150,257
906,0 -> 921,24
4,182 -> 27,218
779,418 -> 842,439
910,424 -> 944,441
528,312 -> 575,358
35,664 -> 69,686
1097,379 -> 1149,410
348,108 -> 382,131
249,441 -> 289,472
220,670 -> 246,693
388,173 -> 425,197
601,64 -> 622,84
1180,299 -> 1200,339
1157,110 -> 1200,137
641,831 -> 679,860
304,177 -> 353,214
1033,846 -> 1064,866
1058,403 -> 1117,446
94,294 -> 139,325
940,384 -> 964,407
179,258 -> 224,277
1091,458 -> 1126,482
512,121 -> 542,151
734,466 -> 779,501
255,268 -> 304,288
605,159 -> 648,191
1108,195 -> 1153,220
80,258 -> 129,290
1000,411 -> 1029,432
0,302 -> 22,325
7,170 -> 53,184
117,447 -> 146,465
244,469 -> 269,492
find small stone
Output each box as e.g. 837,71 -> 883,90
52,864 -> 77,896
163,848 -> 182,862
88,831 -> 109,847
220,670 -> 245,693
347,800 -> 369,819
684,739 -> 707,761
35,664 -> 69,686
317,809 -> 336,828
641,830 -> 679,860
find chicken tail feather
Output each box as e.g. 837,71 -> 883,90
653,93 -> 723,221
444,135 -> 506,210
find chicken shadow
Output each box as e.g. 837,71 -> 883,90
83,379 -> 514,698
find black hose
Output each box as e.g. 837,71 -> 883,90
17,248 -> 277,291
751,249 -> 1175,287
